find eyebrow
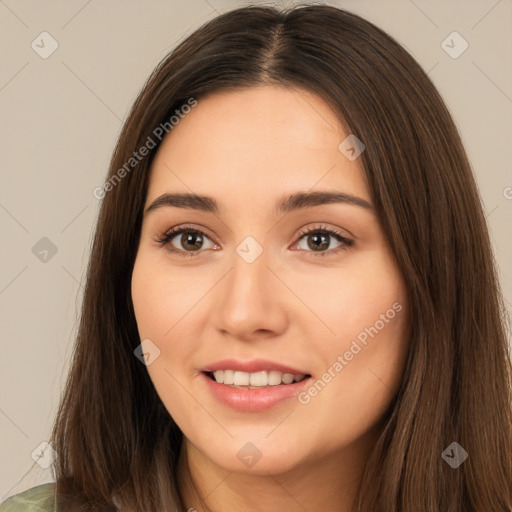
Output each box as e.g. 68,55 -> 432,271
144,190 -> 373,216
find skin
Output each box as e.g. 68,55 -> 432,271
131,85 -> 411,512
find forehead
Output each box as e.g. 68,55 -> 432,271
145,85 -> 371,209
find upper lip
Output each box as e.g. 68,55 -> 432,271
202,358 -> 310,375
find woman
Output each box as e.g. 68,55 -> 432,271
2,3 -> 511,511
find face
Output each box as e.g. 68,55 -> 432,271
131,85 -> 410,476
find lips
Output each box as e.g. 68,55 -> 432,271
200,358 -> 312,412
202,358 -> 310,375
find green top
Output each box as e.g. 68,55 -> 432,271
0,484 -> 58,512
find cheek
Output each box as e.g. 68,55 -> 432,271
131,254 -> 204,424
293,249 -> 407,346
131,253 -> 203,339
295,249 -> 409,415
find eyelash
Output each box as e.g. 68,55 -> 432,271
154,224 -> 354,259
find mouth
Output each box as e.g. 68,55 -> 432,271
203,369 -> 311,388
200,361 -> 313,412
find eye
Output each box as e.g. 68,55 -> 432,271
292,224 -> 354,257
155,225 -> 218,257
154,223 -> 353,258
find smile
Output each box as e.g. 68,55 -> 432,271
207,370 -> 308,387
200,359 -> 313,412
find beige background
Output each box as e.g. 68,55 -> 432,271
1,0 -> 511,499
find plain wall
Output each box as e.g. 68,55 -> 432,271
1,0 -> 511,498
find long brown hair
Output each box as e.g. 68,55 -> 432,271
49,4 -> 512,511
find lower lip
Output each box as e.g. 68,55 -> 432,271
201,372 -> 311,412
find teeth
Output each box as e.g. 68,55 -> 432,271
268,370 -> 282,386
281,373 -> 294,384
249,371 -> 267,386
212,370 -> 308,387
234,371 -> 250,386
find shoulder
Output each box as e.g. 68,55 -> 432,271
0,483 -> 57,512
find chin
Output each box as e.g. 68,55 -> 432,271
190,433 -> 314,476
214,448 -> 306,476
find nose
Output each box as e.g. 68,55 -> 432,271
211,247 -> 289,342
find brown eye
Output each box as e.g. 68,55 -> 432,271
304,232 -> 330,251
156,226 -> 217,257
175,231 -> 205,251
294,226 -> 354,256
